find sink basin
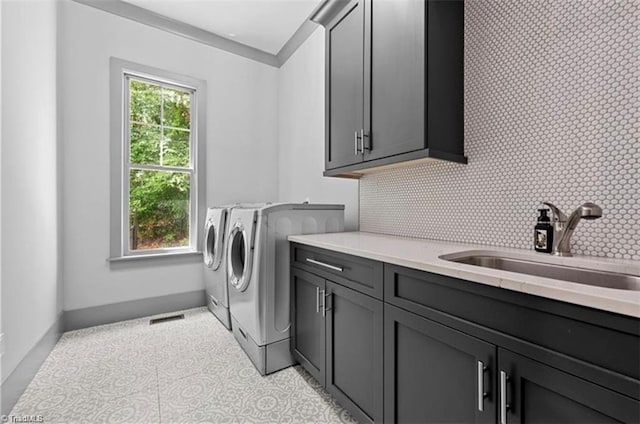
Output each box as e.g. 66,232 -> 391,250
441,252 -> 640,291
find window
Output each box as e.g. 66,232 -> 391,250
110,59 -> 206,259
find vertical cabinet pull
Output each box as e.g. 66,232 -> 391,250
316,286 -> 320,313
477,361 -> 487,412
500,370 -> 510,424
353,129 -> 369,155
361,129 -> 369,151
320,289 -> 328,317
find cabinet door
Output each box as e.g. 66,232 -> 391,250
291,269 -> 326,386
326,281 -> 383,423
367,0 -> 425,161
325,0 -> 365,170
498,349 -> 639,424
384,304 -> 497,424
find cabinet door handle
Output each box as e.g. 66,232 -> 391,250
361,129 -> 369,151
306,258 -> 343,272
320,289 -> 326,317
354,131 -> 360,155
477,360 -> 487,412
316,286 -> 320,313
500,370 -> 510,424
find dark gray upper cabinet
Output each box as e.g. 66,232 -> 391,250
368,0 -> 425,161
319,0 -> 466,178
325,0 -> 365,170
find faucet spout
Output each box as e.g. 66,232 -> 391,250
542,202 -> 567,223
541,202 -> 602,257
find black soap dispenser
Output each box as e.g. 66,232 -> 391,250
534,209 -> 554,253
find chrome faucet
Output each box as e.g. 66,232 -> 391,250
541,202 -> 603,257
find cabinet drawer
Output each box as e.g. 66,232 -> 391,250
292,243 -> 383,300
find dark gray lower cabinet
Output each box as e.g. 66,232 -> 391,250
291,266 -> 383,423
499,349 -> 638,424
326,281 -> 383,424
384,304 -> 497,424
291,268 -> 326,386
290,243 -> 640,424
384,305 -> 640,424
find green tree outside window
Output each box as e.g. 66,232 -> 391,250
128,78 -> 192,250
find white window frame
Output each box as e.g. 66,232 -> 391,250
110,58 -> 206,260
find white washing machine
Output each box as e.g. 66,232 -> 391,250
203,207 -> 233,329
203,204 -> 267,329
227,203 -> 344,375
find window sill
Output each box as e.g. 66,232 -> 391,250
108,251 -> 203,263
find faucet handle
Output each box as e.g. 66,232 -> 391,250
541,202 -> 567,222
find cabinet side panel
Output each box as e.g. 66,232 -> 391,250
426,0 -> 464,155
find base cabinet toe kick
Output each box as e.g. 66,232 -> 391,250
290,243 -> 640,424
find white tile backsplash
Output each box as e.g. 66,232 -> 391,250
360,0 -> 639,260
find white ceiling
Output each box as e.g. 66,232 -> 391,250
122,0 -> 323,55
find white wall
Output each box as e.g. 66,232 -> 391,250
60,1 -> 279,311
0,0 -> 4,392
1,0 -> 61,382
277,28 -> 359,230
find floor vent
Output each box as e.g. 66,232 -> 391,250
149,314 -> 185,325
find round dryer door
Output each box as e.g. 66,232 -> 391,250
227,223 -> 253,292
203,219 -> 215,268
203,217 -> 225,270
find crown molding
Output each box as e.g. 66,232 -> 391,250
310,0 -> 350,27
71,0 -> 330,68
72,0 -> 281,67
276,19 -> 320,65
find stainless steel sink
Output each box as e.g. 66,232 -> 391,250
442,253 -> 640,291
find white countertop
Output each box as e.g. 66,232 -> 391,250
288,232 -> 640,318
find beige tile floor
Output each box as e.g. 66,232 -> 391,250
10,307 -> 356,424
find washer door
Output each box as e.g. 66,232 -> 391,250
203,211 -> 226,270
227,222 -> 253,292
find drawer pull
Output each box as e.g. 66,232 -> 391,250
306,258 -> 343,272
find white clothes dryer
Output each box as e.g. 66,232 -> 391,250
227,203 -> 344,375
203,207 -> 232,328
